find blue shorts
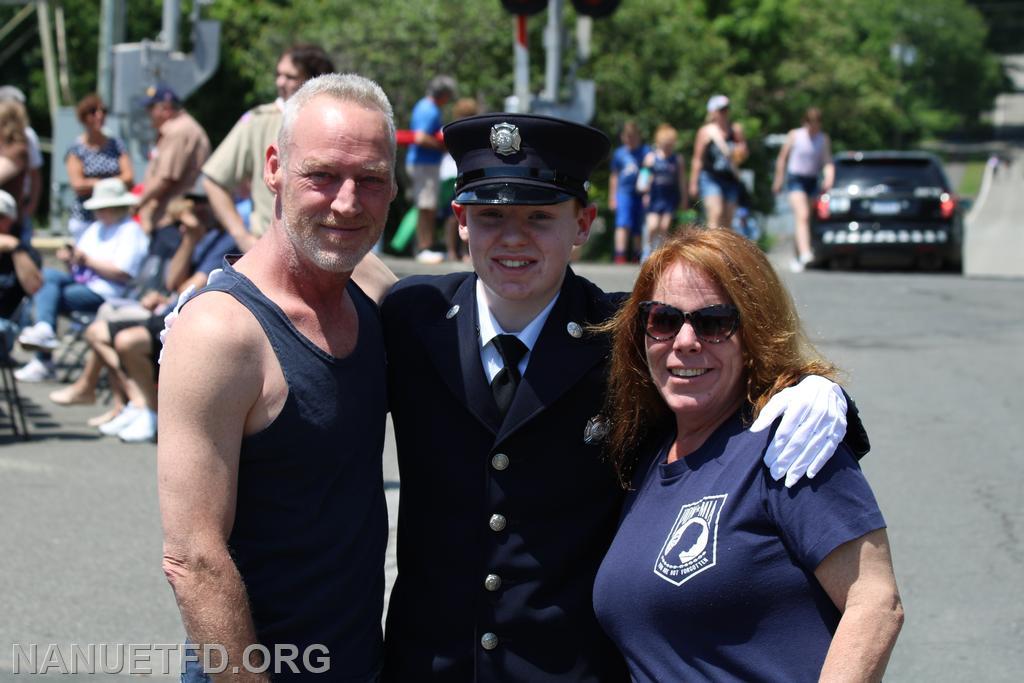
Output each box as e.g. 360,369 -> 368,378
615,193 -> 645,235
698,171 -> 741,204
648,189 -> 681,216
786,173 -> 819,196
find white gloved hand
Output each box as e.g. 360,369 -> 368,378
750,375 -> 848,488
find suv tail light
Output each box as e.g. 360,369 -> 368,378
815,195 -> 830,220
940,192 -> 956,219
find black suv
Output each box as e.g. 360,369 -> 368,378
811,151 -> 963,270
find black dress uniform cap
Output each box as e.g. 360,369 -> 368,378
444,113 -> 611,205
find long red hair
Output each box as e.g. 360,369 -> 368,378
595,227 -> 839,487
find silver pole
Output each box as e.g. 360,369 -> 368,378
97,0 -> 114,104
161,0 -> 180,52
543,0 -> 563,102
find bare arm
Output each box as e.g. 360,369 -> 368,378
821,135 -> 835,192
136,177 -> 175,232
413,130 -> 446,151
158,295 -> 270,682
731,123 -> 749,165
815,528 -> 904,682
74,248 -> 132,283
66,154 -> 93,196
118,152 -> 135,187
25,168 -> 41,216
773,131 -> 794,194
204,177 -> 257,253
608,170 -> 618,211
164,231 -> 200,293
0,155 -> 23,187
352,251 -> 398,305
0,236 -> 42,293
689,128 -> 707,198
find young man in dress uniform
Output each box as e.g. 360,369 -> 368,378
379,114 -> 867,682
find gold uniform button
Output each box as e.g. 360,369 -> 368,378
484,574 -> 502,591
491,453 -> 510,471
489,514 -> 507,532
481,632 -> 499,650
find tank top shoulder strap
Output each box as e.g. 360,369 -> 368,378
186,260 -> 378,377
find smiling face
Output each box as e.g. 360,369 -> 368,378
454,200 -> 594,329
645,261 -> 745,435
267,95 -> 396,274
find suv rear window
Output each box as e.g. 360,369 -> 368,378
834,159 -> 946,188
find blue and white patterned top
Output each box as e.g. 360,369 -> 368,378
65,137 -> 127,223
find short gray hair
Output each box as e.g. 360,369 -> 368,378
278,73 -> 396,168
428,75 -> 457,100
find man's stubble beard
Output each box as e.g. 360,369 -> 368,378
280,194 -> 385,274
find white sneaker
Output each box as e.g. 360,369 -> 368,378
99,406 -> 143,436
18,322 -> 60,351
798,251 -> 815,266
788,258 -> 805,273
118,409 -> 157,443
415,249 -> 444,265
14,357 -> 56,382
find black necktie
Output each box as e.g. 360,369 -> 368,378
491,334 -> 528,419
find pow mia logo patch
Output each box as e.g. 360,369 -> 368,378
654,494 -> 727,586
490,122 -> 521,156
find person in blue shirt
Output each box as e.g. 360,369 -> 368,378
593,228 -> 903,682
608,121 -> 648,263
407,75 -> 456,263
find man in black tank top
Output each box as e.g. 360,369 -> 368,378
158,74 -> 398,682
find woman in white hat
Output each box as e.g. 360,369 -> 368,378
15,178 -> 149,382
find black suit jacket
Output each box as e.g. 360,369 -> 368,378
381,268 -> 629,682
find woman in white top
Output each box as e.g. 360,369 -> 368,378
15,178 -> 148,382
772,108 -> 834,271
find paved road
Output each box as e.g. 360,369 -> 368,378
1,254 -> 1021,680
964,54 -> 1024,278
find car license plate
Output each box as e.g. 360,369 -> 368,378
871,201 -> 901,215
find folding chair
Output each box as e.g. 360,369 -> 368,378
0,329 -> 30,439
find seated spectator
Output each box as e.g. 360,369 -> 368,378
0,189 -> 41,350
76,185 -> 237,441
16,178 -> 148,382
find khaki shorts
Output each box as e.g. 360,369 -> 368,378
406,162 -> 440,210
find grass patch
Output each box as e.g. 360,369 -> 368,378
958,161 -> 985,198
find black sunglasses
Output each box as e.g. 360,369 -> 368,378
638,301 -> 739,344
86,107 -> 107,116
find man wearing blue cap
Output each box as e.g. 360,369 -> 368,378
378,113 -> 866,681
136,85 -> 210,233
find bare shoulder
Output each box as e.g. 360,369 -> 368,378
160,291 -> 266,403
164,291 -> 262,360
352,251 -> 398,305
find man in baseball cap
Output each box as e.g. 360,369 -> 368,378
135,84 -> 210,233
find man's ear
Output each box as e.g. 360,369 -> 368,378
453,202 -> 470,242
573,202 -> 598,247
264,143 -> 282,194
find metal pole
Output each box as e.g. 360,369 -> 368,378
543,0 -> 563,103
513,15 -> 530,113
98,0 -> 114,104
36,1 -> 61,114
161,0 -> 180,52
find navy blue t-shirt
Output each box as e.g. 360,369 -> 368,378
593,411 -> 885,682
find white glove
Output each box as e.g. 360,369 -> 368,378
750,375 -> 848,488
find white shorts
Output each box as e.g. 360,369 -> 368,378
406,163 -> 440,210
